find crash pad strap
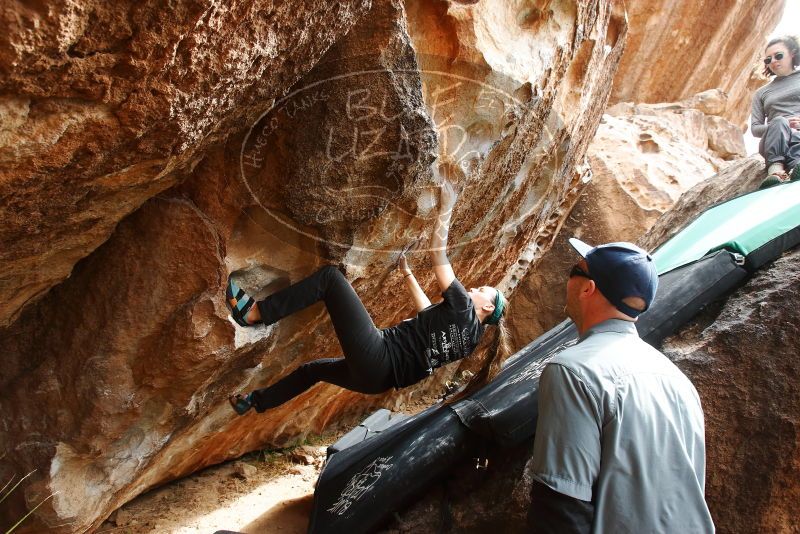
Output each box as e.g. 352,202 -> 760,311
450,398 -> 495,438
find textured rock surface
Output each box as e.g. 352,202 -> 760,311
0,0 -> 627,531
638,156 -> 765,251
0,0 -> 373,328
662,249 -> 800,534
509,98 -> 747,347
610,0 -> 786,124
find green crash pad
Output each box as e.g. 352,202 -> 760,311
652,180 -> 800,275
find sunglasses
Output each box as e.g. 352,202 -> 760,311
569,264 -> 593,279
763,52 -> 785,65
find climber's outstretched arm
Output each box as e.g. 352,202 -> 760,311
398,253 -> 432,313
430,180 -> 457,293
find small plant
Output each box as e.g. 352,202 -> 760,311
1,468 -> 58,534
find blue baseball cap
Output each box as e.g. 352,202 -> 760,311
568,238 -> 658,318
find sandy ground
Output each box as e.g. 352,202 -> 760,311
94,392 -> 447,534
95,443 -> 332,534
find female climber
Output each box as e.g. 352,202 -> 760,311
226,180 -> 510,415
751,35 -> 800,188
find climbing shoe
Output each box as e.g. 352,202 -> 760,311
790,165 -> 800,182
759,171 -> 790,189
226,276 -> 258,327
229,393 -> 254,415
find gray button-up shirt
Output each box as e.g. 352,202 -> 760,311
531,319 -> 714,533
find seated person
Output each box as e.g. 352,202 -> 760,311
751,35 -> 800,188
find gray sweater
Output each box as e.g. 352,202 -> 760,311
750,69 -> 800,138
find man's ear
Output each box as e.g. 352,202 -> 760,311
579,279 -> 596,300
482,303 -> 496,313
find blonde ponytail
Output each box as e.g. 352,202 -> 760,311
446,302 -> 512,403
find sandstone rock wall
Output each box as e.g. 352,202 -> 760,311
637,156 -> 765,251
0,1 -> 628,531
610,0 -> 786,124
509,95 -> 747,348
0,0 -> 372,329
662,248 -> 800,534
4,1 -> 787,531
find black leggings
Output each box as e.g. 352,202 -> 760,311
249,265 -> 395,412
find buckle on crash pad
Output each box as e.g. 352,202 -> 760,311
732,252 -> 745,266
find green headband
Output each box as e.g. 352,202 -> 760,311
486,288 -> 505,325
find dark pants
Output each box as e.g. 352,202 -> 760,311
758,116 -> 800,168
249,265 -> 394,412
